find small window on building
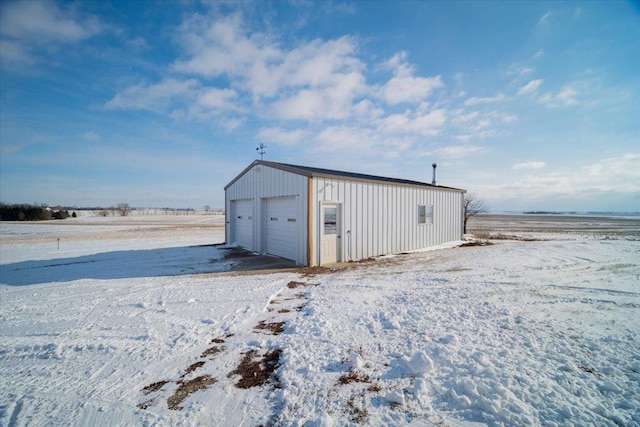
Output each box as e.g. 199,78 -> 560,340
418,205 -> 433,225
324,207 -> 337,235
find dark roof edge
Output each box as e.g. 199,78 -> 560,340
225,160 -> 466,192
224,160 -> 258,190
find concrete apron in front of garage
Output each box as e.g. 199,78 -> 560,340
220,246 -> 299,273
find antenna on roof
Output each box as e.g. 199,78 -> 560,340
256,143 -> 267,160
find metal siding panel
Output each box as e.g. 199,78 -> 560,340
400,189 -> 406,252
348,181 -> 355,262
356,181 -> 362,259
393,186 -> 398,252
374,185 -> 380,256
386,185 -> 392,254
413,189 -> 418,248
367,185 -> 373,257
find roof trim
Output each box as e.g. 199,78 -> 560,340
224,160 -> 466,192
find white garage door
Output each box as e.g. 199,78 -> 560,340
265,197 -> 297,261
233,199 -> 253,250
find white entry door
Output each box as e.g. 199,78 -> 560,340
321,204 -> 339,264
265,197 -> 298,261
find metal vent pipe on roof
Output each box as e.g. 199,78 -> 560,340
432,163 -> 438,186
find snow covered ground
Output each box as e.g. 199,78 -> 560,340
1,214 -> 639,426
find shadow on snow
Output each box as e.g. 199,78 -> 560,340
0,245 -> 235,286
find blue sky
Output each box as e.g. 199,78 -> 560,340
1,0 -> 639,211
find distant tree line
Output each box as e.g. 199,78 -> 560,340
0,203 -> 74,221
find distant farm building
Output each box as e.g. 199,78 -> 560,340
224,161 -> 466,266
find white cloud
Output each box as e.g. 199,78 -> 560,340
464,93 -> 506,107
172,13 -> 277,80
513,161 -> 545,170
196,88 -> 238,109
0,0 -> 103,68
0,0 -> 102,42
450,109 -> 514,142
258,127 -> 307,146
540,85 -> 578,107
434,145 -> 484,158
455,130 -> 497,141
538,11 -> 552,25
104,79 -> 200,112
377,52 -> 444,105
0,143 -> 21,155
272,36 -> 363,93
378,109 -> 446,137
507,64 -> 534,78
172,14 -> 366,121
173,14 -> 363,94
0,39 -> 33,66
450,110 -> 479,124
533,49 -> 545,59
517,79 -> 543,95
314,126 -> 373,152
81,132 -> 100,141
313,124 -> 414,158
482,154 -> 640,201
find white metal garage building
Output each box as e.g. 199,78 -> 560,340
224,160 -> 466,267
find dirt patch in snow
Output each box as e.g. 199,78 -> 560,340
201,345 -> 225,358
141,380 -> 169,395
339,371 -> 371,385
287,281 -> 305,289
254,320 -> 285,335
181,361 -> 205,377
229,349 -> 283,389
471,231 -> 543,241
460,240 -> 494,247
167,375 -> 217,410
346,393 -> 369,423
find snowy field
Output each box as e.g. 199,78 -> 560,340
1,214 -> 639,427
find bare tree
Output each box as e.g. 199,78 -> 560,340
463,194 -> 487,234
117,203 -> 131,217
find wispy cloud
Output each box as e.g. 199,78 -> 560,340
540,85 -> 578,107
0,0 -> 103,68
434,145 -> 484,158
314,125 -> 374,153
513,161 -> 545,170
378,109 -> 446,137
507,64 -> 534,78
538,11 -> 552,25
258,127 -> 308,146
0,0 -> 102,42
81,132 -> 100,141
104,79 -> 200,113
464,93 -> 506,107
517,79 -> 544,96
481,154 -> 640,201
